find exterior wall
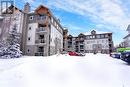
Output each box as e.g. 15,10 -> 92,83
124,36 -> 130,47
67,36 -> 74,52
25,45 -> 36,56
63,29 -> 68,52
85,38 -> 109,53
123,25 -> 130,48
0,18 -> 3,40
66,31 -> 113,54
0,5 -> 64,57
0,11 -> 24,40
26,23 -> 37,45
4,12 -> 24,34
50,24 -> 63,55
10,12 -> 24,33
25,23 -> 37,56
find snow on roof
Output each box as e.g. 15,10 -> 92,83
84,30 -> 112,35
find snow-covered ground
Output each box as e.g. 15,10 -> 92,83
0,53 -> 130,87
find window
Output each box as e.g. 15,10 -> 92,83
28,37 -> 31,41
29,27 -> 31,30
87,36 -> 90,39
92,35 -> 95,38
105,34 -> 108,38
51,17 -> 53,23
29,16 -> 33,20
101,34 -> 105,38
90,36 -> 92,39
57,24 -> 58,29
28,49 -> 30,52
80,45 -> 84,49
54,22 -> 57,27
96,35 -> 100,38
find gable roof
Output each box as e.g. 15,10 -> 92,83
2,5 -> 22,14
35,5 -> 49,11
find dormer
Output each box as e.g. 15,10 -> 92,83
91,30 -> 96,35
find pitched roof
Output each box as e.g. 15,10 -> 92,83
126,24 -> 130,31
123,34 -> 130,39
2,4 -> 23,14
35,5 -> 49,12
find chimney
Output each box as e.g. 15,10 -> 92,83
24,2 -> 30,13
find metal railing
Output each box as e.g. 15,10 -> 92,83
36,28 -> 47,32
35,39 -> 45,44
35,52 -> 44,56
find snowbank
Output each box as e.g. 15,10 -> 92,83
0,54 -> 130,87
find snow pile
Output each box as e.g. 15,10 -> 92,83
0,54 -> 130,87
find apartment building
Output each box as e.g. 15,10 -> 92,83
67,30 -> 113,54
0,16 -> 3,39
0,2 -> 113,55
67,33 -> 86,53
0,3 -> 64,56
85,30 -> 113,54
23,4 -> 64,56
123,25 -> 130,47
63,28 -> 68,51
0,4 -> 24,46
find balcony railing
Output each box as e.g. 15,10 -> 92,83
36,17 -> 47,24
109,41 -> 113,44
35,52 -> 44,56
36,28 -> 47,33
79,38 -> 84,41
35,39 -> 46,45
37,16 -> 46,20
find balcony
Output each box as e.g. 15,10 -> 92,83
35,39 -> 46,45
36,28 -> 47,33
79,42 -> 84,45
79,38 -> 84,41
109,41 -> 113,44
36,17 -> 47,24
35,52 -> 44,56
